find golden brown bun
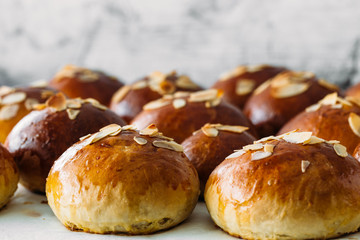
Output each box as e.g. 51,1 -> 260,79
205,131 -> 360,239
131,90 -> 256,143
49,65 -> 124,106
110,71 -> 202,122
346,82 -> 360,99
5,93 -> 125,193
0,143 -> 19,209
243,71 -> 339,137
212,65 -> 286,109
279,93 -> 360,153
46,124 -> 200,234
182,124 -> 255,196
0,86 -> 57,143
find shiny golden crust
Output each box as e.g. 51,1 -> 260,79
205,134 -> 360,239
346,82 -> 360,99
131,90 -> 256,143
212,65 -> 286,109
5,98 -> 125,193
0,86 -> 57,143
49,65 -> 124,106
46,127 -> 200,234
182,124 -> 255,196
109,71 -> 202,122
0,143 -> 19,209
278,95 -> 360,154
243,71 -> 337,137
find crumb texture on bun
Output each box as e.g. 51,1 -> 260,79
205,130 -> 360,239
46,124 -> 199,234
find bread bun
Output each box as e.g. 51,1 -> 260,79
211,64 -> 286,109
279,93 -> 360,153
205,131 -> 360,239
182,124 -> 255,196
346,82 -> 360,99
49,65 -> 124,106
0,85 -> 57,143
243,71 -> 339,137
0,143 -> 19,209
46,124 -> 199,234
131,89 -> 256,143
110,71 -> 202,122
5,93 -> 125,193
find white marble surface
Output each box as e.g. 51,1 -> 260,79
0,0 -> 360,88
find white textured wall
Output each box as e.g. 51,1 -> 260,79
1,0 -> 360,88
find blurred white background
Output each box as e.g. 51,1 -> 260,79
1,0 -> 360,88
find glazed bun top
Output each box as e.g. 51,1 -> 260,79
211,64 -> 286,109
0,85 -> 57,143
346,82 -> 360,99
110,71 -> 202,122
279,93 -> 360,153
243,71 -> 339,137
205,130 -> 360,239
49,65 -> 124,106
131,89 -> 256,143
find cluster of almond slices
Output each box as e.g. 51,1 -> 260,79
195,123 -> 249,137
52,64 -> 106,83
226,130 -> 348,173
142,89 -> 223,111
80,123 -> 183,152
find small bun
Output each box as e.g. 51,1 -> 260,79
49,65 -> 124,106
0,85 -> 57,143
110,71 -> 202,122
0,143 -> 19,209
279,93 -> 360,153
182,124 -> 255,196
46,124 -> 199,234
131,89 -> 256,143
205,131 -> 360,239
346,82 -> 360,99
243,71 -> 338,137
5,93 -> 125,193
212,64 -> 286,109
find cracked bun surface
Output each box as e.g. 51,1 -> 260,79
46,124 -> 200,234
205,131 -> 360,240
49,65 -> 124,106
131,89 -> 256,143
5,93 -> 125,193
0,143 -> 19,209
110,71 -> 202,122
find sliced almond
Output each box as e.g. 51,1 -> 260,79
41,90 -> 55,99
327,140 -> 340,144
46,93 -> 67,111
85,98 -> 107,110
149,71 -> 166,83
152,140 -> 183,152
318,78 -> 339,91
270,76 -> 291,88
271,83 -> 310,98
79,134 -> 91,141
132,80 -> 148,90
30,80 -> 48,88
253,80 -> 271,95
201,126 -> 219,137
0,86 -> 15,97
331,104 -> 343,109
24,98 -> 39,111
336,97 -> 352,107
89,131 -> 109,144
319,92 -> 338,105
205,97 -> 221,108
100,124 -> 121,134
112,85 -> 131,103
32,103 -> 46,110
243,143 -> 264,151
301,160 -> 310,173
143,98 -> 171,110
264,144 -> 274,153
254,135 -> 280,144
158,81 -> 176,95
134,136 -> 147,145
152,132 -> 174,141
122,125 -> 138,131
348,112 -> 360,137
282,132 -> 312,144
175,75 -> 199,89
66,109 -> 80,120
109,128 -> 122,136
333,143 -> 348,157
219,66 -> 247,81
2,92 -> 26,105
225,150 -> 246,159
247,64 -> 268,73
140,124 -> 159,136
66,99 -> 82,109
251,151 -> 272,161
78,70 -> 99,82
236,79 -> 256,96
0,104 -> 19,120
346,96 -> 360,108
189,89 -> 219,102
173,98 -> 186,109
174,91 -> 191,98
305,104 -> 321,112
216,125 -> 248,134
303,136 -> 325,145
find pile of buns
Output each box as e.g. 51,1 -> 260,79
2,63 -> 360,239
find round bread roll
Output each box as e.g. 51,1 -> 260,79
131,89 -> 256,143
5,93 -> 125,193
0,85 -> 57,143
0,143 -> 19,209
46,124 -> 200,234
279,93 -> 360,153
205,131 -> 360,239
243,71 -> 339,137
110,71 -> 202,122
346,82 -> 360,99
211,64 -> 286,109
49,65 -> 124,106
182,124 -> 256,196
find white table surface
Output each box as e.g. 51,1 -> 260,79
0,185 -> 359,240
